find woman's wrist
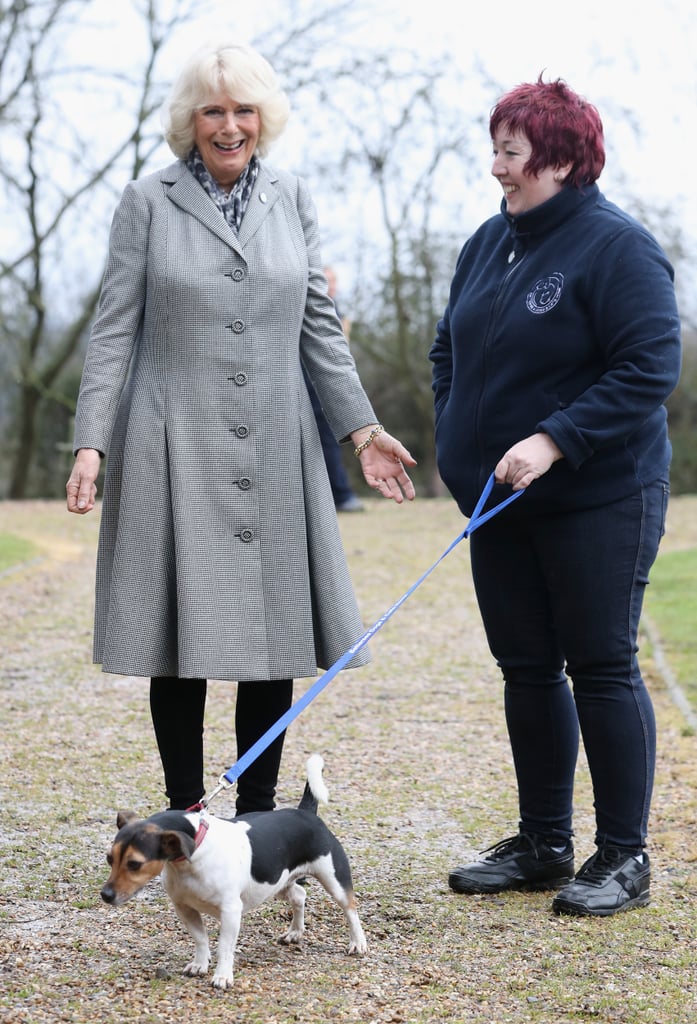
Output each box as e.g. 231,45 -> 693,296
352,424 -> 384,457
350,423 -> 379,445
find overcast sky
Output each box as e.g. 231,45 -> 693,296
75,0 -> 695,221
63,0 -> 696,308
406,0 -> 695,222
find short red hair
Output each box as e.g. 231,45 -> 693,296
489,76 -> 605,188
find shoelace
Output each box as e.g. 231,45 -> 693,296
577,846 -> 626,883
483,834 -> 536,861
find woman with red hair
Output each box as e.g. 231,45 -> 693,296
431,77 -> 681,916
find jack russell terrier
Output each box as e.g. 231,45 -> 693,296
100,755 -> 367,989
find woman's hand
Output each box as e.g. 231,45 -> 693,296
495,433 -> 563,491
66,448 -> 102,514
352,426 -> 417,503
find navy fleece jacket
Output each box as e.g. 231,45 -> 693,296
430,184 -> 682,517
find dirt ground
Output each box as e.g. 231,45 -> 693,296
1,497 -> 696,1024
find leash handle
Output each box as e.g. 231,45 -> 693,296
464,471 -> 524,537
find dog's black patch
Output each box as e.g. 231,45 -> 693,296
145,811 -> 196,835
116,811 -> 197,858
237,809 -> 353,888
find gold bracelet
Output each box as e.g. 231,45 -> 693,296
353,424 -> 384,457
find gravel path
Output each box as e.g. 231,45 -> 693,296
1,498 -> 696,1024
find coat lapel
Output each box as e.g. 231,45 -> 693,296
164,161 -> 242,255
162,160 -> 280,257
236,164 -> 280,249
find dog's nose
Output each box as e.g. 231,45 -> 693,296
101,886 -> 115,904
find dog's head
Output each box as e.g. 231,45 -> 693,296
100,810 -> 198,906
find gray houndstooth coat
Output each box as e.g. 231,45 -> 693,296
73,159 -> 376,681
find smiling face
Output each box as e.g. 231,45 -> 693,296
491,126 -> 570,215
193,91 -> 261,190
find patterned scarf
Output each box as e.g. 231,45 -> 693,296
186,148 -> 259,234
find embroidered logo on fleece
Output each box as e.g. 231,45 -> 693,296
526,273 -> 564,315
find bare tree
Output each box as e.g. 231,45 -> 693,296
0,0 -> 200,497
301,62 -> 482,494
0,0 -> 410,497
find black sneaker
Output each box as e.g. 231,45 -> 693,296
552,845 -> 650,917
448,833 -> 575,894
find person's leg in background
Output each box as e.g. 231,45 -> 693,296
302,366 -> 363,511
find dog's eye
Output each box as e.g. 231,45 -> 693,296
127,859 -> 144,872
106,853 -> 113,866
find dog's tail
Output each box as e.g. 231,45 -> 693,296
298,753 -> 330,814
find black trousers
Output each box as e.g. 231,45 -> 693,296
469,481 -> 667,849
149,676 -> 294,813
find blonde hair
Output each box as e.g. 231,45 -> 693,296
163,43 -> 290,159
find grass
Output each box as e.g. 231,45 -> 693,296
0,532 -> 39,572
1,497 -> 696,1024
644,547 -> 697,711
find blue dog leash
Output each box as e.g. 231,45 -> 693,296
202,472 -> 524,807
463,470 -> 524,537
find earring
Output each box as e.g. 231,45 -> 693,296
554,173 -> 565,183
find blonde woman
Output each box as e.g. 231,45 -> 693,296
67,43 -> 415,814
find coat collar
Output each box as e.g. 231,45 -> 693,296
502,182 -> 600,242
162,159 -> 281,257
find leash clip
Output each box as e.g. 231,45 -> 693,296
201,773 -> 234,809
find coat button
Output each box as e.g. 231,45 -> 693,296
238,477 -> 251,490
235,424 -> 249,438
232,268 -> 244,281
233,372 -> 247,386
236,529 -> 254,543
226,320 -> 245,333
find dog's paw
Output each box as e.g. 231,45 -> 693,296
348,936 -> 368,956
183,958 -> 210,977
278,926 -> 304,945
211,971 -> 234,990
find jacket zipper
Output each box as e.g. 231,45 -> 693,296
473,248 -> 527,483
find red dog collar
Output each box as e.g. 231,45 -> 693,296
173,812 -> 209,862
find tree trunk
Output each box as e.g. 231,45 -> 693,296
8,384 -> 40,499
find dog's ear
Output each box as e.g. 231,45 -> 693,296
159,830 -> 196,861
116,810 -> 139,829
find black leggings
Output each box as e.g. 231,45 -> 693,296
149,676 -> 294,813
469,482 -> 666,848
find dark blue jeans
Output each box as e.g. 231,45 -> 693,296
469,480 -> 669,849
